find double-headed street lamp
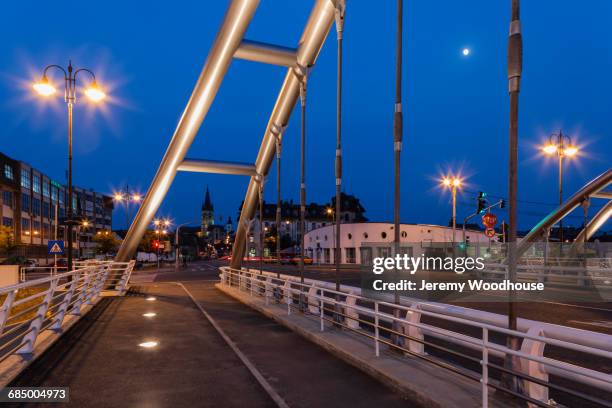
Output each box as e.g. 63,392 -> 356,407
114,186 -> 142,230
33,61 -> 106,271
540,130 -> 579,243
440,175 -> 463,245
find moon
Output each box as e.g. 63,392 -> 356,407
462,48 -> 470,56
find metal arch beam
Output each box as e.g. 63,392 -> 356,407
115,0 -> 260,262
230,0 -> 336,270
572,200 -> 612,244
516,169 -> 612,259
178,158 -> 257,176
235,40 -> 297,67
592,191 -> 612,199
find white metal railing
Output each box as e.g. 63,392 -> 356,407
0,261 -> 134,366
481,262 -> 612,289
219,267 -> 612,408
19,267 -> 68,282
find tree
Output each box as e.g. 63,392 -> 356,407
92,230 -> 121,255
0,226 -> 15,254
138,230 -> 158,253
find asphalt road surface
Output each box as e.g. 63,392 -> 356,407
149,259 -> 611,335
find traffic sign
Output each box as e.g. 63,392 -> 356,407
485,228 -> 496,238
482,213 -> 498,228
48,240 -> 65,255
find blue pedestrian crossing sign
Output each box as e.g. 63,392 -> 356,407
48,240 -> 65,255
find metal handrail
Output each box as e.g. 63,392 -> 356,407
0,261 -> 135,368
220,266 -> 612,407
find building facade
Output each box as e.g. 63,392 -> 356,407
243,193 -> 367,257
304,222 -> 495,264
0,151 -> 113,261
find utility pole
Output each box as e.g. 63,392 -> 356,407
505,0 -> 523,393
334,0 -> 345,292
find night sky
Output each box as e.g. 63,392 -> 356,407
1,1 -> 610,232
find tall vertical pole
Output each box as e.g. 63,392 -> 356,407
259,180 -> 264,275
299,75 -> 307,289
274,129 -> 283,267
558,144 -> 564,244
125,184 -> 130,231
393,0 -> 403,305
54,203 -> 58,275
505,0 -> 523,392
452,186 -> 457,244
334,0 -> 345,292
67,102 -> 74,272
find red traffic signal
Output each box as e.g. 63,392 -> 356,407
152,240 -> 160,249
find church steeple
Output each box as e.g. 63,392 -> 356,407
202,186 -> 213,212
201,186 -> 214,234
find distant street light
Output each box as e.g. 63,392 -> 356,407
540,130 -> 580,243
33,61 -> 106,271
153,218 -> 170,271
113,185 -> 143,230
440,175 -> 463,244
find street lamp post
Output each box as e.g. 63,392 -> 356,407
153,218 -> 170,271
541,130 -> 579,244
114,186 -> 142,231
441,176 -> 462,245
33,61 -> 106,271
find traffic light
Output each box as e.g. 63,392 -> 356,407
477,191 -> 487,214
152,240 -> 160,250
500,199 -> 505,209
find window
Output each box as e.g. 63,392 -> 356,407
345,247 -> 356,264
32,174 -> 41,194
21,218 -> 30,231
21,169 -> 31,189
381,231 -> 387,239
42,223 -> 50,239
2,191 -> 12,208
2,217 -> 12,227
363,232 -> 368,239
4,164 -> 13,180
32,198 -> 41,216
401,231 -> 407,238
347,233 -> 352,240
33,220 -> 41,235
42,202 -> 50,218
51,186 -> 58,203
21,194 -> 30,212
42,181 -> 50,198
59,190 -> 65,205
360,247 -> 373,265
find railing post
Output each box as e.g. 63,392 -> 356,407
308,286 -> 318,314
374,301 -> 380,357
116,261 -> 135,295
520,326 -> 549,404
345,294 -> 359,329
403,305 -> 425,354
481,327 -> 489,408
51,273 -> 79,331
17,278 -> 58,356
284,280 -> 291,315
320,297 -> 324,331
71,271 -> 91,316
0,290 -> 16,334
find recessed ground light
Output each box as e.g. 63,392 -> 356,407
145,296 -> 156,301
139,341 -> 158,348
143,312 -> 157,317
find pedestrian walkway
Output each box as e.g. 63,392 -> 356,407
9,281 -> 414,408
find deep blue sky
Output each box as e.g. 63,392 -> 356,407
1,1 -> 610,231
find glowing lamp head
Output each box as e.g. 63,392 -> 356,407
442,178 -> 452,187
82,220 -> 90,227
542,144 -> 558,155
84,81 -> 106,102
114,193 -> 124,202
563,146 -> 578,157
132,194 -> 142,202
33,75 -> 57,97
452,178 -> 462,187
153,219 -> 161,227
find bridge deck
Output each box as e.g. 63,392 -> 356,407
9,280 -> 412,408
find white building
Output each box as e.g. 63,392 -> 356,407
304,222 -> 496,264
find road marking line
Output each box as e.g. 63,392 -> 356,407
175,282 -> 290,408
